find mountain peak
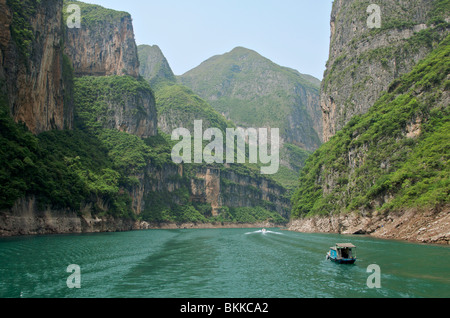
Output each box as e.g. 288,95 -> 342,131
179,48 -> 323,150
229,46 -> 257,54
138,44 -> 176,86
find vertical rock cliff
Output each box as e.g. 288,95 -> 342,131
0,1 -> 292,237
65,1 -> 157,138
0,0 -> 73,134
64,1 -> 140,77
321,0 -> 449,141
290,1 -> 449,244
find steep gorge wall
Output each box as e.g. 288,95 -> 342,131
64,1 -> 140,77
132,163 -> 290,222
290,1 -> 449,244
0,0 -> 72,134
0,1 -> 290,237
66,2 -> 158,139
321,0 -> 448,141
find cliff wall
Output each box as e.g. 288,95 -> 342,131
64,1 -> 140,77
290,0 -> 449,244
321,0 -> 448,141
0,1 -> 291,237
0,0 -> 73,134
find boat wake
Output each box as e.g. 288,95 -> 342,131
245,229 -> 283,235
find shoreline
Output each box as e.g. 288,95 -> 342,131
287,206 -> 450,245
1,201 -> 449,246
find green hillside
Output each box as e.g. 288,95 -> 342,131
178,47 -> 322,151
138,45 -> 177,88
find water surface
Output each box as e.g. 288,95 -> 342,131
0,228 -> 448,298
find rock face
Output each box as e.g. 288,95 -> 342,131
289,207 -> 450,245
0,196 -> 139,237
64,1 -> 139,77
321,0 -> 447,141
290,1 -> 449,244
131,163 -> 291,221
66,2 -> 158,139
0,0 -> 73,134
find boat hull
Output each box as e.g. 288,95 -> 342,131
330,258 -> 356,265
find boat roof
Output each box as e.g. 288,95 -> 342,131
336,243 -> 356,248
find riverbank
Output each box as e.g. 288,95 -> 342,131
0,197 -> 283,237
2,197 -> 448,245
288,206 -> 450,245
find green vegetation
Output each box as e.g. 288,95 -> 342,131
179,47 -> 320,134
427,0 -> 450,25
6,0 -> 40,60
73,75 -> 154,131
155,83 -> 235,134
63,0 -> 130,27
0,92 -> 134,217
137,45 -> 177,88
292,35 -> 450,218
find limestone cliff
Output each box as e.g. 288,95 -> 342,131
134,162 -> 291,224
64,2 -> 157,139
321,0 -> 449,141
291,21 -> 450,245
0,0 -> 73,134
64,1 -> 140,77
0,1 -> 290,237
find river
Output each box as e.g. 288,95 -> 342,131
0,228 -> 449,298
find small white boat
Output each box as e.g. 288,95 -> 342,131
327,243 -> 357,264
261,228 -> 267,234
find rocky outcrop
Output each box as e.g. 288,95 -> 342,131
288,206 -> 450,245
321,0 -> 448,141
220,167 -> 290,218
130,163 -> 290,220
0,0 -> 73,134
66,2 -> 157,138
64,2 -> 139,77
0,196 -> 139,237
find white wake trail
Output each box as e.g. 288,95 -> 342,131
245,230 -> 283,235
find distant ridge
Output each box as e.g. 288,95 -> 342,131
178,46 -> 323,151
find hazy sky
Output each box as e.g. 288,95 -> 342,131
81,0 -> 334,80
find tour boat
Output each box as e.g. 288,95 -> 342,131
326,243 -> 357,264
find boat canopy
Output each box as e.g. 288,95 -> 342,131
336,243 -> 356,249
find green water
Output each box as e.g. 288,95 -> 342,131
0,228 -> 449,298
